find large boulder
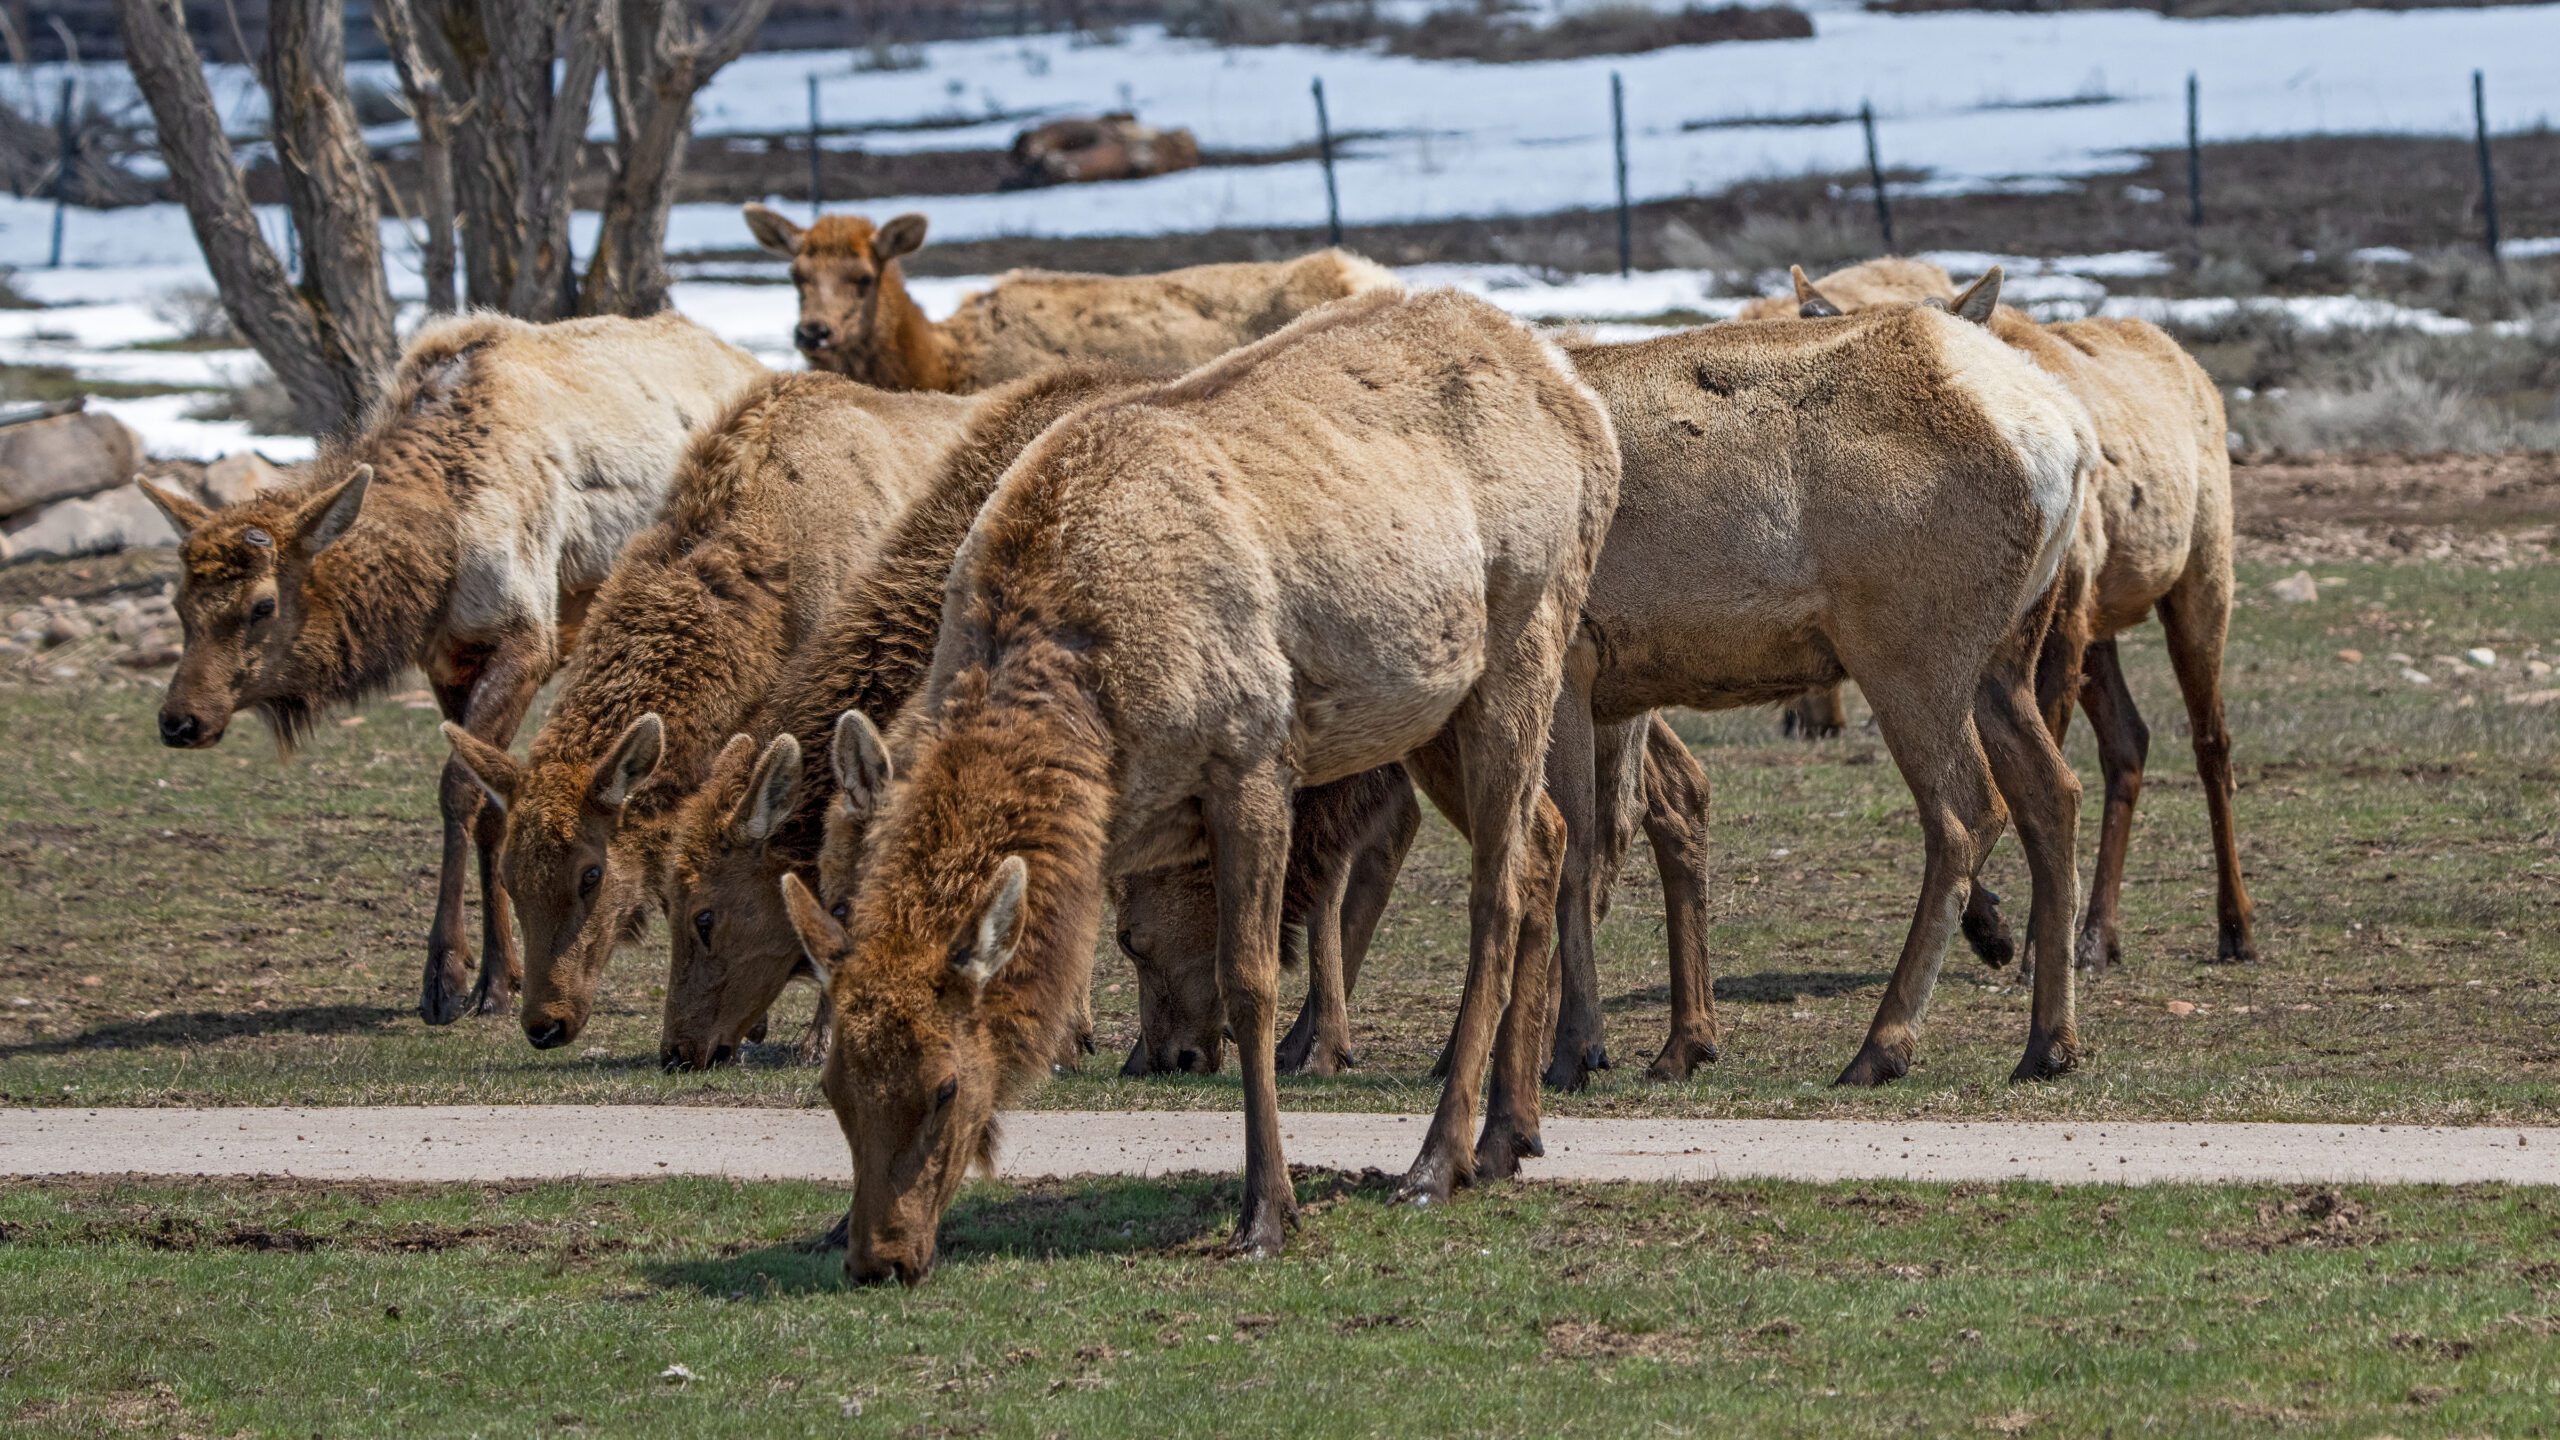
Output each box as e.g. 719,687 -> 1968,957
0,406 -> 142,520
3,484 -> 179,562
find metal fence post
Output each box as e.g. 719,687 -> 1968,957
1860,101 -> 1894,251
808,74 -> 824,219
1611,72 -> 1631,278
1313,77 -> 1343,247
2186,72 -> 2203,232
48,76 -> 72,269
2473,70 -> 2502,264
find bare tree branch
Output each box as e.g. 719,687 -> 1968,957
373,0 -> 457,312
265,0 -> 397,392
113,0 -> 355,435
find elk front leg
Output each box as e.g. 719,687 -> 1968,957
455,627 -> 551,1018
1208,761 -> 1298,1257
1637,714 -> 1720,1080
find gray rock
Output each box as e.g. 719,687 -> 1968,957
4,485 -> 181,563
0,409 -> 142,521
199,451 -> 287,508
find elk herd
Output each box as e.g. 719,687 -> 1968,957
133,204 -> 2250,1284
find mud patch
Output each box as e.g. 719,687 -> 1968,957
1543,1319 -> 1701,1363
2209,1188 -> 2385,1252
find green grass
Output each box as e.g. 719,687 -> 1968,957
0,362 -> 207,404
3,1174 -> 2555,1437
2,557 -> 2556,1118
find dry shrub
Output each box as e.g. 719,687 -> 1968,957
1169,0 -> 1810,60
185,368 -> 301,437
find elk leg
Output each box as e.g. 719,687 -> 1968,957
1837,673 -> 2001,1087
1479,793 -> 1564,1181
457,630 -> 551,1018
1207,760 -> 1297,1256
1639,714 -> 1720,1081
1276,853 -> 1357,1076
1781,683 -> 1848,739
2158,570 -> 2256,963
2073,640 -> 2148,974
422,676 -> 480,1026
1540,663 -> 1615,1093
1976,663 -> 2084,1082
1398,704 -> 1544,1204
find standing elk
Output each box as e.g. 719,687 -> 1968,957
740,204 -> 1395,391
441,373 -> 976,1050
1117,288 -> 2103,1092
776,289 -> 1620,1281
1781,258 -> 2254,973
139,312 -> 762,1025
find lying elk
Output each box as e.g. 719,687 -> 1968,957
1778,257 -> 2254,972
140,312 -> 761,1024
777,288 -> 1620,1281
741,204 -> 1396,391
442,373 -> 977,1050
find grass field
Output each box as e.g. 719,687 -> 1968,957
4,552 -> 2555,1121
5,1173 -> 2558,1437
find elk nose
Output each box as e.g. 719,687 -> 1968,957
1176,1047 -> 1203,1073
159,712 -> 201,747
527,1019 -> 571,1050
794,321 -> 833,350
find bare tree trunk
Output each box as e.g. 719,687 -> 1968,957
581,0 -> 780,317
265,0 -> 397,387
374,0 -> 457,313
114,0 -> 364,436
506,0 -> 605,320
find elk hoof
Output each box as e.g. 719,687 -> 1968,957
1395,1153 -> 1463,1208
1834,1041 -> 1910,1088
2214,923 -> 2258,964
2010,1032 -> 2079,1083
2073,924 -> 2120,975
1541,1041 -> 1608,1094
805,1214 -> 851,1252
419,950 -> 470,1027
1963,902 -> 2016,969
1644,1032 -> 1720,1082
1473,1119 -> 1544,1182
1229,1195 -> 1296,1258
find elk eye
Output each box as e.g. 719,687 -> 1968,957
249,596 -> 276,623
1115,928 -> 1145,961
934,1077 -> 958,1108
693,909 -> 714,943
243,527 -> 272,548
579,865 -> 602,896
830,899 -> 850,921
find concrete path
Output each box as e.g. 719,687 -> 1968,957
4,1108 -> 2556,1187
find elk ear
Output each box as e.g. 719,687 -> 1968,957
1791,265 -> 1843,319
1950,266 -> 2003,324
442,723 -> 524,811
742,202 -> 805,258
952,855 -> 1028,991
734,733 -> 803,844
590,712 -> 664,811
778,872 -> 846,985
292,464 -> 371,554
136,476 -> 212,536
872,213 -> 928,265
829,710 -> 893,815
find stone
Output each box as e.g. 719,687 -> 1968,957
2268,570 -> 2319,604
198,451 -> 287,508
2465,647 -> 2497,668
0,409 -> 142,520
3,484 -> 180,563
40,611 -> 92,646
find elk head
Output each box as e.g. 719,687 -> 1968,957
445,712 -> 665,1050
742,204 -> 929,378
1111,865 -> 1226,1077
143,464 -> 372,751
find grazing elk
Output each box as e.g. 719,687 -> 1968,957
776,289 -> 1620,1282
654,365 -> 1141,1073
138,312 -> 762,1025
1117,294 -> 2097,1092
441,373 -> 977,1050
1786,257 -> 2254,972
740,204 -> 1395,390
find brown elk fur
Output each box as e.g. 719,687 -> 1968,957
655,364 -> 1143,1072
1733,255 -> 1959,321
138,311 -> 761,1025
441,372 -> 977,1049
1517,303 -> 2097,1092
1787,256 -> 2253,972
742,204 -> 1397,391
778,289 -> 1619,1283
